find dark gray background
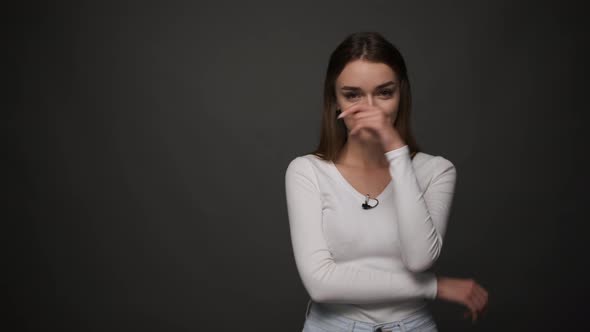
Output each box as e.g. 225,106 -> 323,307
10,0 -> 588,331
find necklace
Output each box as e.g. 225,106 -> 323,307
362,194 -> 379,209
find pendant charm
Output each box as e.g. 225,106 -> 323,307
362,194 -> 379,209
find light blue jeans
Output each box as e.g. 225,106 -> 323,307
302,300 -> 439,332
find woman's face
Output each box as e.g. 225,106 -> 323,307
334,59 -> 400,132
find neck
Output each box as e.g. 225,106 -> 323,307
336,134 -> 389,169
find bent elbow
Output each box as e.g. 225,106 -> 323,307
308,288 -> 327,303
300,264 -> 340,303
303,277 -> 331,303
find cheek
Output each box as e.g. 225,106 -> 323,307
377,98 -> 398,112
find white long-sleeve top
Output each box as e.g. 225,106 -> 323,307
285,144 -> 457,323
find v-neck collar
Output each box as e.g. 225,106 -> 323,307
328,161 -> 393,202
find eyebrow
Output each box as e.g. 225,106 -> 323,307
340,80 -> 396,91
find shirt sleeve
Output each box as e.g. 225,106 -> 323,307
384,145 -> 457,273
285,156 -> 438,304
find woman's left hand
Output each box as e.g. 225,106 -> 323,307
337,104 -> 406,152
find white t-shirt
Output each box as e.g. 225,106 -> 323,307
284,144 -> 457,323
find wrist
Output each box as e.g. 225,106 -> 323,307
436,276 -> 449,300
382,127 -> 405,152
384,141 -> 406,152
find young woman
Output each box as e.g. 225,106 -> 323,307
285,32 -> 488,332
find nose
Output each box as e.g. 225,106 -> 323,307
361,95 -> 375,106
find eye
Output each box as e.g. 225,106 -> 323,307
378,88 -> 395,98
343,92 -> 361,100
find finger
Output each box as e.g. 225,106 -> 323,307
481,287 -> 489,306
476,283 -> 489,301
337,104 -> 364,119
349,118 -> 379,136
338,103 -> 376,119
470,290 -> 485,312
350,125 -> 369,136
352,109 -> 381,120
465,301 -> 478,323
478,288 -> 489,312
473,285 -> 488,313
480,292 -> 489,317
468,290 -> 486,321
349,122 -> 361,136
469,304 -> 478,323
349,117 -> 366,136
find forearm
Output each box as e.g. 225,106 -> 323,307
385,145 -> 456,272
294,251 -> 438,303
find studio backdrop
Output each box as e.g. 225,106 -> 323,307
10,1 -> 588,331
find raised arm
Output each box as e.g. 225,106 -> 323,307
385,145 -> 457,273
285,156 -> 438,304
